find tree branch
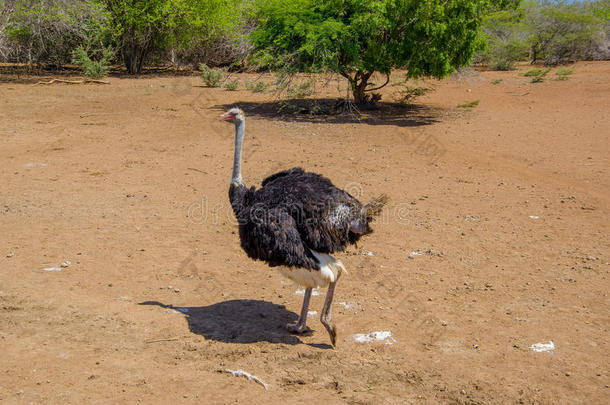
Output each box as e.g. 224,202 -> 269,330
339,70 -> 353,82
365,73 -> 390,92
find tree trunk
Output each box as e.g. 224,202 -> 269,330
351,80 -> 366,104
350,71 -> 372,104
530,45 -> 537,64
123,44 -> 137,74
122,41 -> 148,75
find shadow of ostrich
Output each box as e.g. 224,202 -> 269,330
139,300 -> 331,348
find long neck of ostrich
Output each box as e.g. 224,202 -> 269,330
231,119 -> 245,186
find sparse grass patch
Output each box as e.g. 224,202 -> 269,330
275,99 -> 336,115
277,101 -> 295,113
458,99 -> 480,108
224,79 -> 239,91
276,100 -> 306,114
394,86 -> 431,105
199,63 -> 224,87
287,81 -> 314,98
491,79 -> 503,85
555,68 -> 573,81
245,80 -> 268,93
524,68 -> 551,83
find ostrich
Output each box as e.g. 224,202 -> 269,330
221,107 -> 386,346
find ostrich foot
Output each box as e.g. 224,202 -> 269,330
286,287 -> 313,334
321,280 -> 338,347
286,319 -> 311,334
321,319 -> 337,347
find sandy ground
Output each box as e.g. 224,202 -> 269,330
0,61 -> 608,404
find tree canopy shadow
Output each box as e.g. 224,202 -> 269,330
139,299 -> 308,345
214,98 -> 444,128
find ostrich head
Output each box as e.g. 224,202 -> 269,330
221,107 -> 244,123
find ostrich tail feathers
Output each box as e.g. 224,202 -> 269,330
363,194 -> 388,219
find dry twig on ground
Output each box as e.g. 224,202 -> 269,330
34,78 -> 110,85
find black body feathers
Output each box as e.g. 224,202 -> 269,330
229,167 -> 385,270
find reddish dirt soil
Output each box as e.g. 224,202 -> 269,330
0,62 -> 608,404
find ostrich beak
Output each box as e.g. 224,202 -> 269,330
220,112 -> 234,121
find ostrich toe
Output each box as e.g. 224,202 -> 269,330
286,319 -> 311,334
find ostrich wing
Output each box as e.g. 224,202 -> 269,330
253,168 -> 365,254
239,207 -> 319,270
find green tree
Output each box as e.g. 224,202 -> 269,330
524,1 -> 604,64
479,7 -> 528,70
589,0 -> 610,23
104,0 -> 239,74
251,0 -> 517,104
173,0 -> 250,67
104,0 -> 181,74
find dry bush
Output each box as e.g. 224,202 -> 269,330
0,0 -> 109,67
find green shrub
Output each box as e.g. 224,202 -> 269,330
483,38 -> 528,71
199,63 -> 224,87
72,46 -> 113,79
490,59 -> 515,71
224,79 -> 239,91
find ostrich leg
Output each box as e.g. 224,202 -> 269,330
286,287 -> 312,333
320,280 -> 338,347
